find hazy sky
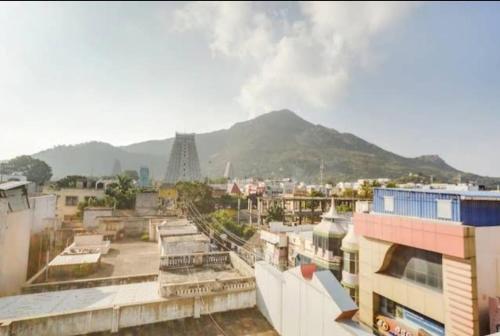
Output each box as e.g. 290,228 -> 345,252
0,2 -> 499,176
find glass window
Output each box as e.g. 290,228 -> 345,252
383,245 -> 443,291
383,196 -> 394,212
343,252 -> 358,273
437,199 -> 452,219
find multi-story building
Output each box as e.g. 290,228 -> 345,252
44,186 -> 105,221
354,188 -> 500,336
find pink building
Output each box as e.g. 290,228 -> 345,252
354,188 -> 500,336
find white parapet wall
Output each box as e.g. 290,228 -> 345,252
0,281 -> 256,336
255,261 -> 372,336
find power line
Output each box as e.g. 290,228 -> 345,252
185,201 -> 264,261
183,265 -> 228,336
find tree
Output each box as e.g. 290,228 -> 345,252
55,175 -> 94,189
105,174 -> 137,209
266,204 -> 284,223
76,196 -> 113,218
386,182 -> 397,188
211,209 -> 255,240
305,190 -> 325,213
176,181 -> 215,214
0,155 -> 52,185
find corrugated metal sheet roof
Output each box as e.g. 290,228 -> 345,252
380,188 -> 500,199
0,181 -> 31,191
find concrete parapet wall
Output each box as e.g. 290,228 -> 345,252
0,291 -> 255,336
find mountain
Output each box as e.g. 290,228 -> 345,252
32,110 -> 499,186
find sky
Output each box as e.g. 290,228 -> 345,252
0,2 -> 499,177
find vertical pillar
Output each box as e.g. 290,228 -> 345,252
194,296 -> 202,318
0,321 -> 12,336
111,305 -> 120,333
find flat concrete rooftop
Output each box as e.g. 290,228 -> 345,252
89,307 -> 278,336
33,239 -> 159,283
161,234 -> 209,243
49,253 -> 101,267
0,282 -> 161,321
161,263 -> 244,284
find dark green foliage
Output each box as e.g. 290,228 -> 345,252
105,174 -> 137,209
0,155 -> 52,185
55,175 -> 95,189
76,196 -> 113,218
210,210 -> 256,240
305,190 -> 325,212
266,204 -> 284,223
30,111 -> 500,188
215,194 -> 247,210
176,181 -> 215,214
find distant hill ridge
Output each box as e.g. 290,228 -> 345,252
31,109 -> 499,186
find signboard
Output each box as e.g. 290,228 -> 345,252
376,308 -> 444,336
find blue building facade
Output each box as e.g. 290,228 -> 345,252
372,188 -> 500,227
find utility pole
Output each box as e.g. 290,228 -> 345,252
320,159 -> 324,185
237,196 -> 241,225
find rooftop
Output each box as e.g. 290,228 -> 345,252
379,187 -> 500,200
33,240 -> 160,284
0,180 -> 31,191
160,263 -> 244,284
161,234 -> 209,243
49,252 -> 101,267
0,281 -> 161,321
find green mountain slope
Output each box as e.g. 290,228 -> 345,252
32,110 -> 499,186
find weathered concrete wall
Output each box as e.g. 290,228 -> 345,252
49,188 -> 105,219
0,290 -> 256,336
29,195 -> 57,234
0,205 -> 32,296
83,208 -> 113,228
161,238 -> 210,256
22,273 -> 158,294
135,192 -> 158,216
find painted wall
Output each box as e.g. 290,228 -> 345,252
83,208 -> 113,228
0,205 -> 32,296
135,192 -> 158,216
29,195 -> 57,233
354,212 -> 475,259
160,237 -> 210,256
357,237 -> 445,329
475,226 -> 500,335
255,262 -> 370,336
255,262 -> 284,334
0,290 -> 256,336
48,188 -> 105,219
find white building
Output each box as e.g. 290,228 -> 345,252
255,261 -> 371,336
0,182 -> 57,296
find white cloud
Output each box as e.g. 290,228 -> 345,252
171,2 -> 416,116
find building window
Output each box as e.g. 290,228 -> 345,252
377,296 -> 445,336
383,245 -> 443,291
343,252 -> 358,273
436,199 -> 452,220
313,234 -> 343,257
65,196 -> 79,206
383,196 -> 394,212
